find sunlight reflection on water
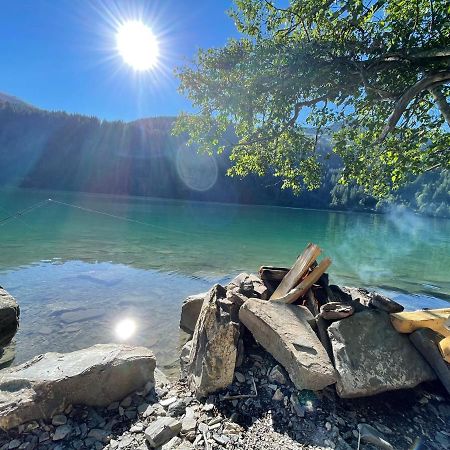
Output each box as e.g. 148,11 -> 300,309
115,318 -> 137,341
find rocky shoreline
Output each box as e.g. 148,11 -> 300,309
1,251 -> 450,450
0,339 -> 449,450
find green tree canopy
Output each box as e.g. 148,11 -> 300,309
174,0 -> 450,196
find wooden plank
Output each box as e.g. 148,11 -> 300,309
390,308 -> 450,337
270,243 -> 321,301
273,258 -> 332,304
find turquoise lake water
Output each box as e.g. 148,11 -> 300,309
0,188 -> 449,372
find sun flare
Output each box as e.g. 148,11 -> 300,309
114,318 -> 137,341
116,21 -> 159,71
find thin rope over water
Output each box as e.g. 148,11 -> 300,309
0,198 -> 195,236
0,199 -> 52,226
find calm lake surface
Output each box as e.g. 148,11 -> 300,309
1,188 -> 449,373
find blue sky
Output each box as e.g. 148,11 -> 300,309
0,0 -> 238,121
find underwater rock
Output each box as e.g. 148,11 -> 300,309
0,286 -> 20,347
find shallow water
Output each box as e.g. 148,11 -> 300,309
0,188 -> 449,371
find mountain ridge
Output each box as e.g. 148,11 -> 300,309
0,91 -> 448,217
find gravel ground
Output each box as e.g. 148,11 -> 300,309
1,338 -> 449,450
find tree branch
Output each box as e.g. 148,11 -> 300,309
366,47 -> 450,70
378,71 -> 450,142
429,86 -> 450,126
358,68 -> 398,100
287,95 -> 328,127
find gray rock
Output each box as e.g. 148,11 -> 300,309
268,365 -> 287,385
410,328 -> 450,395
234,371 -> 245,383
180,340 -> 192,377
88,428 -> 109,442
358,423 -> 394,450
328,310 -> 435,398
258,266 -> 289,297
320,302 -> 354,320
0,341 -> 16,370
180,293 -> 206,334
227,273 -> 268,300
161,437 -> 183,449
272,389 -> 284,401
168,399 -> 187,417
120,396 -> 132,407
290,394 -> 305,417
435,431 -> 450,449
187,285 -> 240,398
58,308 -> 105,324
118,434 -> 134,447
130,423 -> 144,433
336,436 -> 353,450
239,298 -> 336,391
329,286 -> 370,313
316,316 -> 334,361
53,424 -> 72,441
39,432 -> 50,442
0,344 -> 155,430
144,403 -> 166,418
51,414 -> 67,426
145,417 -> 182,448
137,402 -> 149,415
181,416 -> 197,434
235,337 -> 245,368
154,367 -> 170,387
374,423 -> 393,435
0,287 -> 20,347
370,293 -> 404,313
213,434 -> 230,445
160,397 -> 178,407
8,440 -> 20,449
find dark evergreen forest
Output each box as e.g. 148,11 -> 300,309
0,99 -> 448,217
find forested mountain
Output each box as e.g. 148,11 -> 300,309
0,94 -> 448,217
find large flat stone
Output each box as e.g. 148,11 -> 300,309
239,298 -> 336,391
180,293 -> 206,334
0,287 -> 20,347
328,310 -> 435,398
0,344 -> 155,430
187,285 -> 240,398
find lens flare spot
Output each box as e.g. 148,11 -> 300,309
176,147 -> 218,192
115,318 -> 137,340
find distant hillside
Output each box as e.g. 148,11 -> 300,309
0,93 -> 448,217
0,92 -> 36,110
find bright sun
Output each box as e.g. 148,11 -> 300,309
116,21 -> 159,71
